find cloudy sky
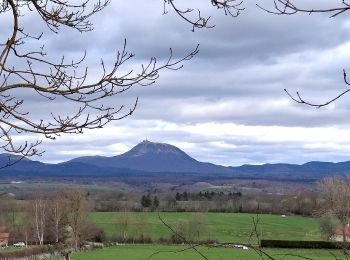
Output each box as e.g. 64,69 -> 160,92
4,0 -> 350,166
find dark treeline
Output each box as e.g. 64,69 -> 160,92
89,189 -> 318,216
0,188 -> 319,217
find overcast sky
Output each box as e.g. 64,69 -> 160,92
5,0 -> 350,166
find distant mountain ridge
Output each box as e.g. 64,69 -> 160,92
0,140 -> 350,181
68,140 -> 231,173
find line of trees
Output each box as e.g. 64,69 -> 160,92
0,189 -> 105,249
89,189 -> 317,215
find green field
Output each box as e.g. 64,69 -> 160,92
90,212 -> 321,243
71,245 -> 346,260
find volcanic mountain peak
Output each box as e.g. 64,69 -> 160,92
122,140 -> 189,158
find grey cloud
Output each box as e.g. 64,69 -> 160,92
41,0 -> 350,68
99,1 -> 350,65
4,0 -> 350,165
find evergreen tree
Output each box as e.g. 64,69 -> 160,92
153,196 -> 160,209
141,194 -> 152,207
141,195 -> 147,207
182,192 -> 188,201
175,192 -> 181,201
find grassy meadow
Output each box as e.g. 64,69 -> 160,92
71,245 -> 346,260
90,212 -> 321,243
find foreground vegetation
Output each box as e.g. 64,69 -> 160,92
90,212 -> 321,243
1,176 -> 349,259
71,245 -> 347,260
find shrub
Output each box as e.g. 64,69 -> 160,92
0,244 -> 65,258
261,239 -> 350,249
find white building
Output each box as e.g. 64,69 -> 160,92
332,224 -> 350,242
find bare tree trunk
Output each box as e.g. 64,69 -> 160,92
66,189 -> 87,250
342,229 -> 348,255
48,193 -> 67,245
61,251 -> 71,260
25,231 -> 28,248
75,233 -> 79,250
33,198 -> 46,246
55,200 -> 60,243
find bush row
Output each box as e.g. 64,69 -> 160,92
107,234 -> 216,245
0,244 -> 66,258
261,239 -> 350,249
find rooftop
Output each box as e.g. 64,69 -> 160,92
335,225 -> 350,236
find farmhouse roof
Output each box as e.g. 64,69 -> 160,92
0,233 -> 9,239
335,224 -> 350,236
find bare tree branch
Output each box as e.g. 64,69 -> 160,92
257,1 -> 350,17
164,0 -> 244,31
0,0 -> 199,162
255,1 -> 350,108
283,69 -> 350,108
